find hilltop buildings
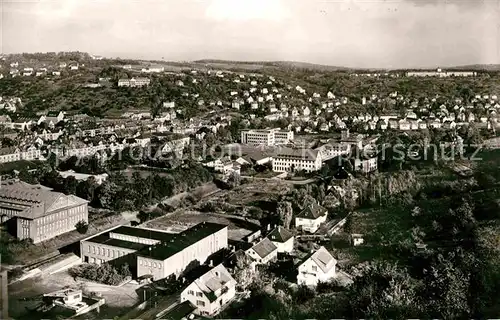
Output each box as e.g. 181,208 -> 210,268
406,68 -> 477,77
117,77 -> 151,87
0,180 -> 89,243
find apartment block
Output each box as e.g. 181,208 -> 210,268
240,129 -> 294,146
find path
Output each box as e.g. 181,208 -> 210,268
241,176 -> 317,185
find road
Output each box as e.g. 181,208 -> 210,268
241,176 -> 317,185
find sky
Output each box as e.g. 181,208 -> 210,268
1,0 -> 499,68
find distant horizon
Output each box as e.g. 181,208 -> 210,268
2,51 -> 498,71
2,0 -> 498,69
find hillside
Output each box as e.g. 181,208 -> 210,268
193,59 -> 351,72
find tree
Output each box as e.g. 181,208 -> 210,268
346,261 -> 419,319
75,220 -> 89,234
226,172 -> 241,189
276,201 -> 293,229
76,177 -> 98,202
61,176 -> 78,195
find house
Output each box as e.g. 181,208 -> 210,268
267,226 -> 294,253
295,202 -> 328,233
245,237 -> 278,268
180,264 -> 236,317
297,246 -> 337,286
350,234 -> 364,246
44,111 -> 65,124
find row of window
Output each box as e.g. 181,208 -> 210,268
111,234 -> 157,245
37,207 -> 85,226
139,259 -> 162,269
87,244 -> 128,259
187,290 -> 204,297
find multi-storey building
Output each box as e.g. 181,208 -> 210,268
240,129 -> 293,146
80,222 -> 228,280
0,146 -> 41,164
0,180 -> 88,243
117,77 -> 151,87
272,148 -> 322,173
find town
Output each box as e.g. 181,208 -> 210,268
1,47 -> 500,319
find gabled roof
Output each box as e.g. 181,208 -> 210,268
46,111 -> 62,117
248,237 -> 277,259
0,180 -> 88,219
192,264 -> 235,302
267,226 -> 293,243
275,147 -> 318,161
300,246 -> 336,273
297,202 -> 327,219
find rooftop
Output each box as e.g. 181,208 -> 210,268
267,226 -> 293,243
301,246 -> 337,273
193,264 -> 235,302
297,202 -> 327,219
110,225 -> 175,242
137,222 -> 227,261
248,237 -> 277,259
83,233 -> 148,251
275,147 -> 319,161
0,180 -> 88,219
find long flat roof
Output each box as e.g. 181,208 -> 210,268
84,233 -> 148,251
137,222 -> 227,261
110,226 -> 175,242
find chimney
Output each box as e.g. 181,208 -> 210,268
209,260 -> 213,267
278,226 -> 281,232
267,224 -> 271,231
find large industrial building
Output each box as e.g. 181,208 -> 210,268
80,222 -> 228,280
240,129 -> 294,146
0,180 -> 89,243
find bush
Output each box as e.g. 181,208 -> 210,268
70,263 -> 131,286
75,220 -> 89,234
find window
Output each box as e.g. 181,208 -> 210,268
188,290 -> 194,295
196,292 -> 203,297
312,266 -> 318,272
196,300 -> 205,307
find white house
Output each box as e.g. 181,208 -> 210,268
267,226 -> 294,253
180,264 -> 236,317
297,246 -> 337,286
295,202 -> 328,233
245,237 -> 278,268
